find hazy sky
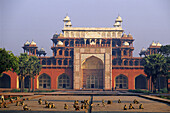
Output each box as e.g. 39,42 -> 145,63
0,0 -> 170,57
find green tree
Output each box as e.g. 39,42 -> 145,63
159,45 -> 170,57
17,53 -> 30,92
0,48 -> 19,77
143,54 -> 168,93
158,45 -> 170,91
28,56 -> 42,92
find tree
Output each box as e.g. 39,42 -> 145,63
143,54 -> 168,93
17,53 -> 30,92
158,45 -> 170,91
0,48 -> 19,77
28,56 -> 42,92
159,45 -> 170,57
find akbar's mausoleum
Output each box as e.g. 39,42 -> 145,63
0,16 -> 167,90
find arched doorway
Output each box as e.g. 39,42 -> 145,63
135,74 -> 147,89
115,74 -> 128,89
38,73 -> 51,89
82,56 -> 103,89
0,74 -> 11,88
58,74 -> 71,89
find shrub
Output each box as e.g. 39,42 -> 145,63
11,89 -> 20,92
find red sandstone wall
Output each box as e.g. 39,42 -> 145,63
3,71 -> 18,89
34,68 -> 73,89
112,68 -> 147,90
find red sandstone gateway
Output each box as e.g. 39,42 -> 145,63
0,16 -> 167,90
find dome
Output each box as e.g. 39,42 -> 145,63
115,16 -> 122,22
40,48 -> 45,51
123,41 -> 129,46
141,48 -> 146,52
57,41 -> 63,46
156,42 -> 162,46
59,33 -> 63,37
24,40 -> 30,46
122,33 -> 127,37
127,33 -> 132,37
90,41 -> 96,45
66,21 -> 72,26
63,16 -> 71,22
151,42 -> 156,46
30,40 -> 36,46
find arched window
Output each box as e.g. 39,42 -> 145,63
52,59 -> 56,65
115,75 -> 128,89
59,50 -> 62,55
42,60 -> 46,65
86,39 -> 90,44
129,60 -> 133,66
124,60 -> 128,66
65,50 -> 69,56
64,59 -> 68,65
70,41 -> 74,47
124,50 -> 127,56
75,40 -> 79,44
58,74 -> 71,89
58,60 -> 62,65
0,74 -> 11,88
140,59 -> 144,66
135,75 -> 147,89
101,40 -> 105,45
47,60 -> 51,65
39,73 -> 51,89
65,41 -> 69,46
70,50 -> 73,56
81,40 -> 84,45
106,40 -> 110,45
135,60 -> 139,66
96,39 -> 100,45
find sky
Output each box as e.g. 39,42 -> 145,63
0,0 -> 170,57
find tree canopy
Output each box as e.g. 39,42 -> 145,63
143,54 -> 168,92
159,45 -> 170,57
0,48 -> 19,77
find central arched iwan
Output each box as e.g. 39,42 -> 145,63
82,56 -> 104,89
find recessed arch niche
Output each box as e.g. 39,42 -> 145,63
82,56 -> 104,89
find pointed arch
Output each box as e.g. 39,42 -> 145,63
82,56 -> 104,69
82,56 -> 103,89
65,50 -> 69,56
135,74 -> 147,89
38,73 -> 51,89
42,59 -> 46,65
58,73 -> 71,89
115,74 -> 128,89
0,74 -> 11,88
47,59 -> 51,65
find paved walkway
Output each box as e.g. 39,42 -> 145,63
0,91 -> 170,112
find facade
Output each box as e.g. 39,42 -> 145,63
0,16 -> 167,90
